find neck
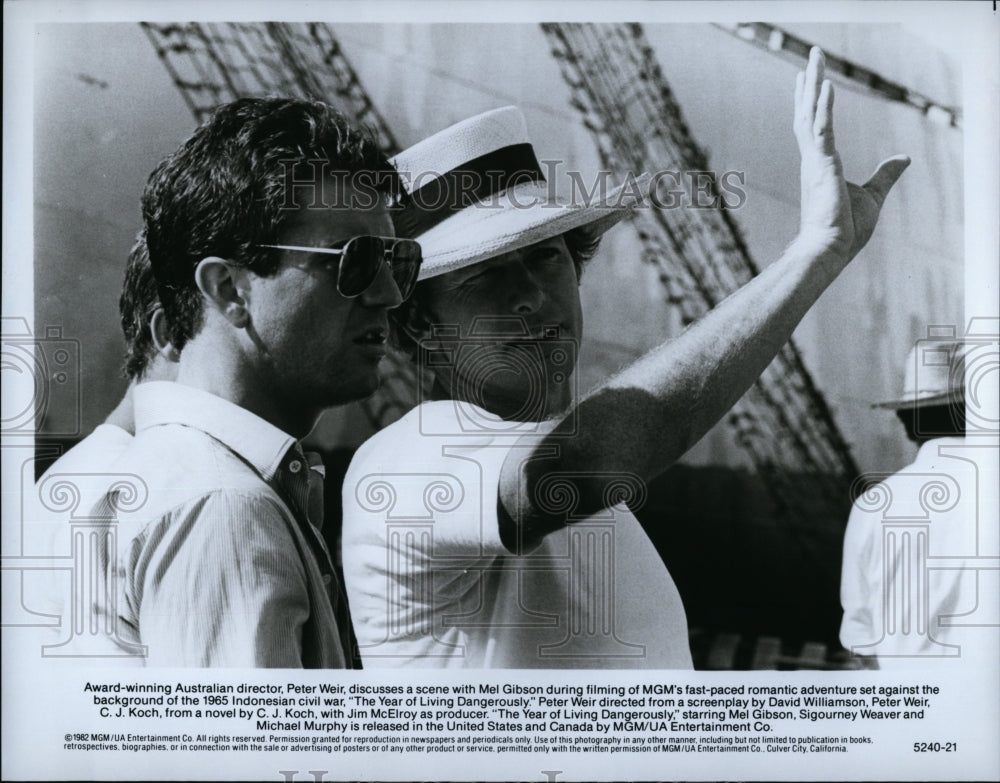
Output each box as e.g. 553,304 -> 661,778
915,434 -> 962,447
103,383 -> 136,435
177,332 -> 319,440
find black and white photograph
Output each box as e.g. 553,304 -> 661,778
3,1 -> 998,780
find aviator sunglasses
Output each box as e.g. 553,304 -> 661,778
258,236 -> 422,300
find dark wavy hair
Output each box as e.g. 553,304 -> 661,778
389,226 -> 602,361
142,97 -> 402,349
119,230 -> 160,381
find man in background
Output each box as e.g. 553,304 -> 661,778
31,233 -> 177,647
840,339 -> 989,668
36,232 -> 177,481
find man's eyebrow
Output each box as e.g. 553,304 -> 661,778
530,237 -> 565,249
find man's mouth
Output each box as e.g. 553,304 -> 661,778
355,328 -> 387,345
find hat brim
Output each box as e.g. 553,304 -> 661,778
872,390 -> 963,410
414,174 -> 650,280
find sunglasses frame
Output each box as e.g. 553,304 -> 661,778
258,236 -> 421,299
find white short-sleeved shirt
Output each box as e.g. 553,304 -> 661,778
342,400 -> 693,669
840,437 -> 999,668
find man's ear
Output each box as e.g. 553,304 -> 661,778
194,257 -> 251,328
149,308 -> 180,362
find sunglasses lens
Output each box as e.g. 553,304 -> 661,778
337,236 -> 384,297
334,236 -> 422,299
389,240 -> 422,300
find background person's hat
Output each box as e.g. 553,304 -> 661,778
874,339 -> 968,409
390,106 -> 649,280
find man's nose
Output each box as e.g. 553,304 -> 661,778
507,264 -> 545,315
360,257 -> 404,309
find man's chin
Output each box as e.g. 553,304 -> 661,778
320,371 -> 382,409
352,371 -> 382,402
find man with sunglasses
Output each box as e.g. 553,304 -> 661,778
89,97 -> 420,667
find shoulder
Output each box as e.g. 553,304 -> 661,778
112,425 -> 289,526
125,488 -> 308,627
39,424 -> 133,480
130,423 -> 268,491
348,404 -> 424,470
84,423 -> 134,453
342,402 -> 524,549
348,400 -> 526,469
347,401 -> 456,475
156,488 -> 295,542
124,487 -> 301,583
345,400 -> 522,499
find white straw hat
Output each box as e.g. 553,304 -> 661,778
874,340 -> 968,410
390,106 -> 649,280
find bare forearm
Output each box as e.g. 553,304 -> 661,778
501,239 -> 849,534
498,47 -> 907,538
591,237 -> 847,474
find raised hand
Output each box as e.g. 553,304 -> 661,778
794,47 -> 910,263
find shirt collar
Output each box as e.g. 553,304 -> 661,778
134,381 -> 298,481
915,436 -> 966,463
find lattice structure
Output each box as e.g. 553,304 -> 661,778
141,22 -> 398,152
542,23 -> 860,518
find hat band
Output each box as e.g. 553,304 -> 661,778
394,143 -> 544,238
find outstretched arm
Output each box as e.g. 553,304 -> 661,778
499,48 -> 909,543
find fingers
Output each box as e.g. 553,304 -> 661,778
814,79 -> 835,155
862,155 -> 912,206
802,47 -> 823,122
795,47 -> 832,147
